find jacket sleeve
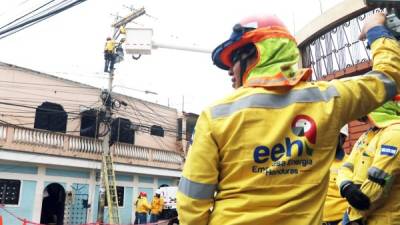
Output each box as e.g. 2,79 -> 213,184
333,34 -> 400,124
337,141 -> 360,190
177,109 -> 219,225
349,126 -> 400,220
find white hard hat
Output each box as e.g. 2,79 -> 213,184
340,124 -> 349,136
155,189 -> 161,195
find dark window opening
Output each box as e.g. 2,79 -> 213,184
105,186 -> 124,207
80,109 -> 100,138
186,117 -> 198,142
177,118 -> 183,141
0,179 -> 21,205
111,117 -> 134,145
34,102 -> 67,133
150,125 -> 164,137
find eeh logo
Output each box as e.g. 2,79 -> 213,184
291,115 -> 317,144
252,115 -> 316,164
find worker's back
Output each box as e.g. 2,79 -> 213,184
179,67 -> 398,225
207,81 -> 346,224
177,13 -> 400,225
136,197 -> 150,213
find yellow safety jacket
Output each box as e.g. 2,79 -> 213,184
136,197 -> 151,213
177,37 -> 400,225
104,39 -> 115,53
323,156 -> 349,222
150,196 -> 164,215
337,125 -> 400,225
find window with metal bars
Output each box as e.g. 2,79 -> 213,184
105,186 -> 124,207
0,179 -> 21,205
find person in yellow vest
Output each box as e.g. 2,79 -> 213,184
150,190 -> 165,223
177,12 -> 400,225
135,191 -> 151,224
104,37 -> 116,72
337,95 -> 400,225
322,125 -> 350,225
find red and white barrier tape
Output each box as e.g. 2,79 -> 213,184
0,204 -> 177,225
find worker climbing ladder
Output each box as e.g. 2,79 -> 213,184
102,154 -> 120,224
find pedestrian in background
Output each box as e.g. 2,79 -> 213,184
135,192 -> 151,224
150,190 -> 165,223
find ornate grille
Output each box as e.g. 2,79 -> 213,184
300,9 -> 383,80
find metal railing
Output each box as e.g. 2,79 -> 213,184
300,9 -> 382,80
0,123 -> 183,167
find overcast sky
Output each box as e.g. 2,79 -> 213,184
0,0 -> 343,113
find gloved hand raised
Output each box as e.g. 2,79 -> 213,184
340,182 -> 370,210
359,12 -> 386,40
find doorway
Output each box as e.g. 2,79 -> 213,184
40,183 -> 66,225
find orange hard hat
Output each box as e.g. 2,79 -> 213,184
212,14 -> 294,70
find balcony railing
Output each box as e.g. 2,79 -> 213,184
0,123 -> 183,170
300,9 -> 382,80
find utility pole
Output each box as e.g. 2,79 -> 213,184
96,73 -> 113,224
96,6 -> 146,224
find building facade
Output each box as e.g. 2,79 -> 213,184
0,62 -> 195,225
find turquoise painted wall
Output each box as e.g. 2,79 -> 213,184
0,164 -> 37,174
92,185 -> 100,222
116,173 -> 133,182
139,176 -> 153,184
119,187 -> 133,224
1,180 -> 36,225
158,177 -> 173,187
46,168 -> 90,179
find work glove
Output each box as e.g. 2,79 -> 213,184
341,182 -> 370,210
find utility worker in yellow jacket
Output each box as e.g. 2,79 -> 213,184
177,12 -> 400,225
337,96 -> 400,225
104,37 -> 116,72
150,190 -> 165,223
135,192 -> 151,224
322,125 -> 350,225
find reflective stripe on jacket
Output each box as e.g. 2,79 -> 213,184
177,38 -> 400,225
339,124 -> 400,224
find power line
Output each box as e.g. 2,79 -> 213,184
0,100 -> 82,116
0,0 -> 57,30
0,79 -> 98,89
0,0 -> 87,39
0,0 -> 33,17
